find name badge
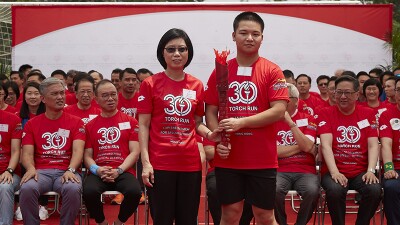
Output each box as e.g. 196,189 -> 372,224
183,89 -> 196,100
119,122 -> 131,130
237,67 -> 252,76
58,128 -> 70,138
296,118 -> 308,128
390,118 -> 400,130
0,124 -> 8,132
357,119 -> 370,129
89,114 -> 98,120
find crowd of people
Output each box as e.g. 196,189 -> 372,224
0,11 -> 399,225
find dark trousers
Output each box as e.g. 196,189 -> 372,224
147,170 -> 201,225
206,171 -> 254,225
383,170 -> 400,225
321,172 -> 381,225
83,173 -> 141,223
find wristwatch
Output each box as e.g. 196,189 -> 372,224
117,167 -> 123,175
367,168 -> 376,174
5,168 -> 14,175
67,167 -> 76,174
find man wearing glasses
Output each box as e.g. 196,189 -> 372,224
316,75 -> 330,101
317,75 -> 381,225
379,78 -> 400,225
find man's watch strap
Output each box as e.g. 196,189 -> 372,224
5,168 -> 14,175
117,167 -> 123,175
67,167 -> 76,174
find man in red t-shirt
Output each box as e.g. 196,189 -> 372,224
274,84 -> 318,225
317,75 -> 381,225
19,77 -> 86,225
0,110 -> 22,225
296,74 -> 325,117
379,78 -> 400,225
205,12 -> 288,225
83,80 -> 141,225
117,68 -> 140,118
63,74 -> 101,125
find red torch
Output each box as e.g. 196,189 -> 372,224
214,49 -> 230,149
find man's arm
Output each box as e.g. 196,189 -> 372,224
62,139 -> 85,183
362,137 -> 380,184
139,113 -> 154,187
219,100 -> 287,132
20,144 -> 37,184
381,137 -> 398,179
119,141 -> 140,172
0,139 -> 21,184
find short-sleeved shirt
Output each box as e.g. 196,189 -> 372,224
137,72 -> 204,172
379,105 -> 400,169
2,105 -> 17,114
64,104 -> 101,125
204,57 -> 289,169
118,92 -> 139,119
276,110 -> 317,174
0,110 -> 22,173
85,111 -> 138,176
22,112 -> 86,170
300,94 -> 326,116
317,105 -> 378,178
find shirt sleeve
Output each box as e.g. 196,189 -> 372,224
72,118 -> 86,141
137,79 -> 153,114
11,115 -> 22,139
379,110 -> 393,139
267,66 -> 289,103
129,118 -> 139,142
21,119 -> 34,146
316,108 -> 331,135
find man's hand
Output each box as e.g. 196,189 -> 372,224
142,164 -> 154,187
362,171 -> 379,184
384,170 -> 399,180
0,172 -> 13,184
61,171 -> 80,184
21,168 -> 38,185
102,169 -> 119,183
219,118 -> 243,133
331,172 -> 348,187
216,143 -> 231,159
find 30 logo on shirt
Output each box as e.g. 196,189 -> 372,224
98,127 -> 121,145
336,126 -> 361,144
42,132 -> 67,150
228,81 -> 257,105
277,130 -> 296,146
164,94 -> 192,117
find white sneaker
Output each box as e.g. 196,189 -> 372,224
14,206 -> 23,221
39,205 -> 49,220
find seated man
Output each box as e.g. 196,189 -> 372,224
19,77 -> 85,225
0,110 -> 22,225
318,75 -> 381,225
274,84 -> 319,225
83,80 -> 141,225
379,78 -> 400,225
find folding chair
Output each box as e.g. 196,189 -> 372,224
15,190 -> 60,216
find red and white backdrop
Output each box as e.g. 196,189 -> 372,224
12,4 -> 392,90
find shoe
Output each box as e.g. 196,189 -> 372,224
39,205 -> 49,220
139,193 -> 145,205
15,206 -> 23,221
111,194 -> 124,205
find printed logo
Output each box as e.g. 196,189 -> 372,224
164,94 -> 192,117
318,121 -> 326,127
228,81 -> 257,104
379,125 -> 387,131
304,106 -> 314,116
98,127 -> 121,145
42,132 -> 67,150
121,107 -> 137,117
277,130 -> 296,146
138,95 -> 145,102
273,78 -> 287,90
336,126 -> 361,144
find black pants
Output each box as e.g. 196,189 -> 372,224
206,170 -> 254,225
147,170 -> 202,225
83,173 -> 141,223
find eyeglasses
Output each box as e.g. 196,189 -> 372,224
164,47 -> 188,54
78,90 -> 93,95
100,92 -> 117,100
334,90 -> 357,98
318,83 -> 328,87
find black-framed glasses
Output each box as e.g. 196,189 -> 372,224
318,83 -> 328,87
334,90 -> 357,98
164,47 -> 188,54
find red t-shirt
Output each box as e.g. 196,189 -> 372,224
358,101 -> 389,121
204,57 -> 289,169
276,110 -> 317,174
2,105 -> 17,114
66,93 -> 78,105
85,111 -> 138,176
118,92 -> 139,119
0,110 -> 22,173
317,105 -> 378,178
22,112 -> 86,170
64,104 -> 101,125
137,72 -> 204,172
300,94 -> 325,116
379,105 -> 400,169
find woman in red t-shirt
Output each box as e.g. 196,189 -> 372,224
138,28 -> 215,225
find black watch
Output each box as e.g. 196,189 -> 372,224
117,167 -> 123,175
5,168 -> 14,175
